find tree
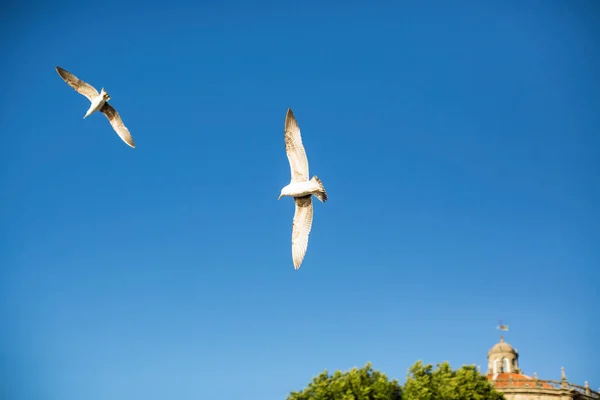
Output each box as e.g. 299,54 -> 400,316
287,362 -> 402,400
402,361 -> 504,400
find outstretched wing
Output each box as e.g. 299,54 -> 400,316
55,66 -> 99,102
100,103 -> 135,148
291,195 -> 313,270
284,108 -> 310,182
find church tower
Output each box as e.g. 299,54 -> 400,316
485,335 -> 598,399
487,335 -> 521,375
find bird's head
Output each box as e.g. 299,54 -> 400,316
278,185 -> 290,200
100,88 -> 110,101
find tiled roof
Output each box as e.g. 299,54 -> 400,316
487,373 -> 554,389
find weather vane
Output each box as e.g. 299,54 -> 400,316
496,320 -> 509,332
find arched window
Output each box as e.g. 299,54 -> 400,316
493,359 -> 499,374
502,358 -> 511,373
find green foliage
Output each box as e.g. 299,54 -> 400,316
287,362 -> 402,400
402,361 -> 504,400
288,361 -> 504,400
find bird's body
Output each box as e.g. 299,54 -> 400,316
278,108 -> 328,270
55,66 -> 135,148
84,91 -> 108,119
279,178 -> 326,200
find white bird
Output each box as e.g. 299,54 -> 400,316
278,108 -> 328,270
55,66 -> 135,148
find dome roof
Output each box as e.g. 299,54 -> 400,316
488,336 -> 517,356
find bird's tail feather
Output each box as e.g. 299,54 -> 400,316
311,176 -> 328,203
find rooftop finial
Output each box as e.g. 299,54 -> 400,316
561,366 -> 566,380
499,335 -> 504,342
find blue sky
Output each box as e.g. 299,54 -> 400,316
1,1 -> 598,399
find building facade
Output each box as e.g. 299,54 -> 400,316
486,336 -> 598,400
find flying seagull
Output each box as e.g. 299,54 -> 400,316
55,66 -> 135,148
278,108 -> 328,270
497,320 -> 509,332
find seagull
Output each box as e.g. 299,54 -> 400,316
278,108 -> 328,270
497,320 -> 509,332
55,66 -> 135,148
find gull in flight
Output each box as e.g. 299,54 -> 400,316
55,66 -> 135,148
278,108 -> 328,270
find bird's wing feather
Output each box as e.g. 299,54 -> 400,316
55,66 -> 99,102
284,108 -> 310,182
291,195 -> 313,269
100,103 -> 135,148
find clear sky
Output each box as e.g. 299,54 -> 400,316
1,1 -> 598,399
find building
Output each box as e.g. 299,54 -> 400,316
485,335 -> 598,400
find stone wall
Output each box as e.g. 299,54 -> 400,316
491,378 -> 599,400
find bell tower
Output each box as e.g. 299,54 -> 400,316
487,335 -> 521,375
